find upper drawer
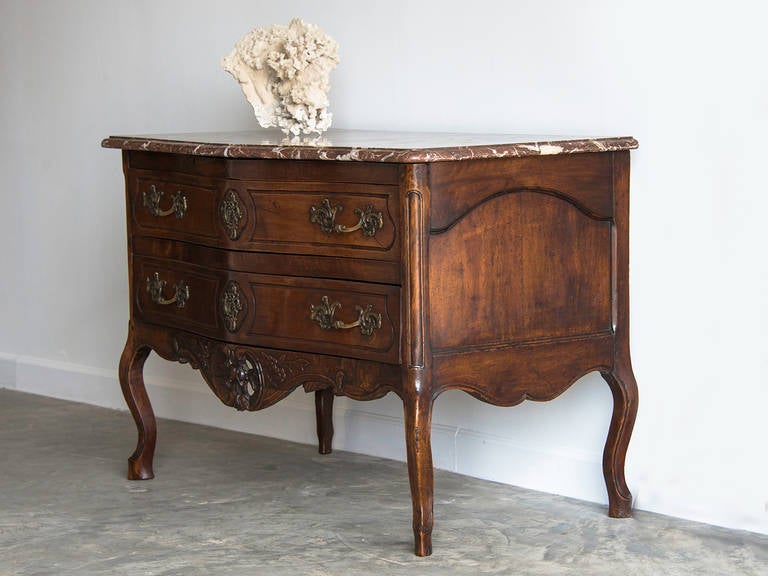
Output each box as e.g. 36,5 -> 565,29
129,172 -> 400,261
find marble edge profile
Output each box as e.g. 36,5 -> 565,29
101,136 -> 638,162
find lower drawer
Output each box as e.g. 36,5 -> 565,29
134,256 -> 401,364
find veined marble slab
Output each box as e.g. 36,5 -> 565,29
102,128 -> 637,163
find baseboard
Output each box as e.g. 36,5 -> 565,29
0,353 -> 17,390
3,353 -> 604,500
341,407 -> 458,471
5,352 -> 765,536
454,428 -> 606,503
340,409 -> 606,503
9,354 -> 321,447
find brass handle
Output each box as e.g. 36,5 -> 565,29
146,272 -> 190,308
143,184 -> 188,219
309,198 -> 383,237
309,295 -> 382,336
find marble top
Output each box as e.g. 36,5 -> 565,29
102,129 -> 637,163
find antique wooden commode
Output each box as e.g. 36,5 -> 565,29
103,129 -> 639,556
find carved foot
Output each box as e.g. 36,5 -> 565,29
119,326 -> 156,480
315,388 -> 334,455
601,364 -> 638,517
403,391 -> 434,556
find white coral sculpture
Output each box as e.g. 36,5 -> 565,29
222,18 -> 339,136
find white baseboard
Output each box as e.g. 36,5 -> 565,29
454,428 -> 607,503
0,353 -> 17,390
8,353 -> 321,447
4,352 -> 765,536
341,407 -> 458,471
1,352 -> 606,501
340,409 -> 606,504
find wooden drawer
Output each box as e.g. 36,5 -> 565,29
132,176 -> 221,241
133,255 -> 401,364
130,172 -> 399,260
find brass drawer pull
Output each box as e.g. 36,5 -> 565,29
146,272 -> 190,308
309,198 -> 383,237
309,295 -> 382,336
143,184 -> 188,219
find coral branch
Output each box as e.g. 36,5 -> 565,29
222,18 -> 339,136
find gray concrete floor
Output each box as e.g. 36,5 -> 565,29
0,389 -> 765,576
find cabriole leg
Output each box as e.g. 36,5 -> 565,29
314,388 -> 334,455
119,326 -> 155,480
601,363 -> 639,517
403,391 -> 435,556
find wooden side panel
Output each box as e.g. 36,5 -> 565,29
429,191 -> 612,352
429,153 -> 614,230
432,336 -> 613,405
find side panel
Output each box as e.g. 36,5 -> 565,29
427,153 -> 617,401
429,153 -> 614,231
429,189 -> 612,351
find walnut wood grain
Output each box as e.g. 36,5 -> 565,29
428,153 -> 615,230
429,191 -> 612,351
126,151 -> 401,184
401,165 -> 435,555
432,336 -> 613,405
129,168 -> 401,261
602,151 -> 639,517
107,131 -> 639,557
118,323 -> 155,480
128,322 -> 402,412
132,236 -> 400,284
133,256 -> 401,364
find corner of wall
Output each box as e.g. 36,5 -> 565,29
7,353 -> 321,447
0,353 -> 18,390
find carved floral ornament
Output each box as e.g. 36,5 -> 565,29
170,331 -> 397,412
224,349 -> 264,411
173,333 -> 324,411
222,18 -> 339,136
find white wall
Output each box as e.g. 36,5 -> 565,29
1,0 -> 766,535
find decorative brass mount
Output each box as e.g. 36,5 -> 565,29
220,280 -> 246,332
146,272 -> 190,308
309,295 -> 382,336
220,189 -> 245,240
309,198 -> 383,237
143,185 -> 187,219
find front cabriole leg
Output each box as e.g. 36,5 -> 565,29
403,379 -> 434,557
118,324 -> 156,480
602,150 -> 639,517
401,165 -> 434,555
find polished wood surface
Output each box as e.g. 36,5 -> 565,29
134,254 -> 401,363
109,132 -> 638,556
130,172 -> 400,260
